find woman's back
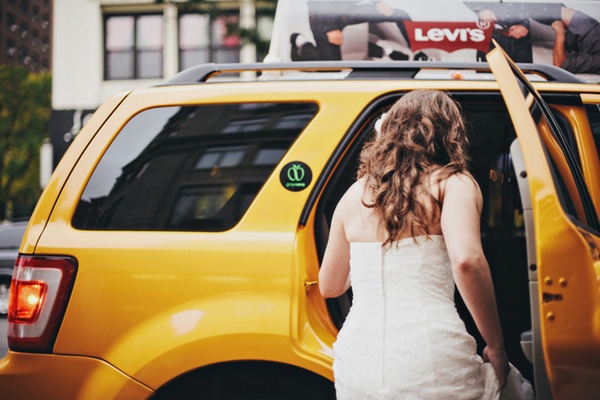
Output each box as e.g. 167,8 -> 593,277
333,237 -> 486,399
340,177 -> 443,244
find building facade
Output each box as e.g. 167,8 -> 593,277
50,0 -> 274,168
0,0 -> 52,72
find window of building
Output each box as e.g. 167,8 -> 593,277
32,5 -> 39,22
18,46 -> 27,63
41,35 -> 48,52
5,39 -> 15,57
6,13 -> 16,32
105,14 -> 163,80
41,13 -> 49,30
179,12 -> 240,71
20,22 -> 28,39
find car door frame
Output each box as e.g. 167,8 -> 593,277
488,42 -> 600,399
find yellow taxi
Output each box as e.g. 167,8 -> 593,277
0,46 -> 599,399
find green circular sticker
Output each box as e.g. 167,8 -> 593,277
280,161 -> 312,192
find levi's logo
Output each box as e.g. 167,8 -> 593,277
405,21 -> 493,53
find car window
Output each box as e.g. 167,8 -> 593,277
584,103 -> 600,163
513,78 -> 599,231
73,102 -> 319,231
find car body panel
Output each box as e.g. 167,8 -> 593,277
487,45 -> 600,399
21,90 -> 131,255
0,352 -> 152,399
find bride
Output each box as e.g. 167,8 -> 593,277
319,90 -> 515,399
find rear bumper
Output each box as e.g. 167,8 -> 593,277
0,351 -> 153,399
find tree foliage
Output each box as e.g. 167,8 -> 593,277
0,66 -> 51,220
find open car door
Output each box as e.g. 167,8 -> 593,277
487,43 -> 600,399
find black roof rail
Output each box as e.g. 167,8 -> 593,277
162,61 -> 585,86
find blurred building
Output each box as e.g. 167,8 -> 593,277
50,0 -> 274,168
0,0 -> 52,72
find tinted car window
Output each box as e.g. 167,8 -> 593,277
524,93 -> 598,230
584,103 -> 600,162
73,102 -> 318,231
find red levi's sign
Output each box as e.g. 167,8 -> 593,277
405,21 -> 494,53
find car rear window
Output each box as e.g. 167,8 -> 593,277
72,102 -> 318,231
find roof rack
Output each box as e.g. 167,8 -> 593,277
162,61 -> 585,86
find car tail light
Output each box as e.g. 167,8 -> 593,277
8,255 -> 77,353
11,280 -> 48,323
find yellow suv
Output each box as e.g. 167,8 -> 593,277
1,47 -> 600,399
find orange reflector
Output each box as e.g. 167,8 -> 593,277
9,280 -> 47,323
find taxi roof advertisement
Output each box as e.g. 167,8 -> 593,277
267,0 -> 600,81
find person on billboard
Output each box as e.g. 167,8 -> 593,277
290,1 -> 426,62
290,32 -> 413,61
466,2 -> 533,63
550,6 -> 600,74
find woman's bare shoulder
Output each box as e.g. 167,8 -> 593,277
335,178 -> 376,222
443,172 -> 483,209
339,178 -> 367,204
444,172 -> 480,192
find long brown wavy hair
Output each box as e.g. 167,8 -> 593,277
357,90 -> 470,247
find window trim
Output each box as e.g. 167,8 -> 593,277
509,62 -> 600,232
103,12 -> 164,81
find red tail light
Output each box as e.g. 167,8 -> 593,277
10,280 -> 48,323
8,255 -> 77,353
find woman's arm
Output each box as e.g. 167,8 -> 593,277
440,173 -> 509,387
319,193 -> 352,298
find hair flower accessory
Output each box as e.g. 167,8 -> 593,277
374,113 -> 388,136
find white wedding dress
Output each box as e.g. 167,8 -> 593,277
333,235 -> 511,400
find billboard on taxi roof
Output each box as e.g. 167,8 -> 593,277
266,0 -> 600,80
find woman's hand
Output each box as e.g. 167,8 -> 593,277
483,345 -> 510,388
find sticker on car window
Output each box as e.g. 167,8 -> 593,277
280,161 -> 312,191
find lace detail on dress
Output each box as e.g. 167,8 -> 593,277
333,236 -> 492,400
